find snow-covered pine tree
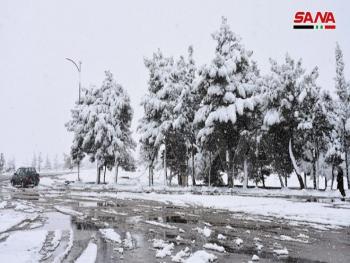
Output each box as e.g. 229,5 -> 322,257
93,71 -> 135,183
31,153 -> 37,169
261,54 -> 316,189
7,158 -> 15,172
334,43 -> 350,189
0,153 -> 5,174
164,47 -> 199,186
296,72 -> 333,189
53,154 -> 59,170
37,153 -> 43,172
172,47 -> 198,185
44,155 -> 52,170
193,17 -> 260,187
67,71 -> 135,184
63,153 -> 73,170
138,50 -> 174,186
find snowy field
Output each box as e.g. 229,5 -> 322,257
0,169 -> 349,262
38,168 -> 350,229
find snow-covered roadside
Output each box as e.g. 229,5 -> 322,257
0,230 -> 47,262
115,192 -> 350,228
0,209 -> 38,233
75,241 -> 97,263
50,169 -> 349,200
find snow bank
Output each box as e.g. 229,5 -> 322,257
99,228 -> 121,243
186,250 -> 217,263
54,206 -> 83,217
153,239 -> 174,258
0,230 -> 47,262
53,229 -> 74,263
203,243 -> 225,252
195,226 -> 212,237
0,210 -> 38,233
75,242 -> 97,263
117,192 -> 350,227
172,247 -> 190,262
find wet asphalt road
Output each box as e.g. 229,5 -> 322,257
0,176 -> 350,263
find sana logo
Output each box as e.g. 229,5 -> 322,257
293,11 -> 336,30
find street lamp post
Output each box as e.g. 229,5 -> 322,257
66,58 -> 82,181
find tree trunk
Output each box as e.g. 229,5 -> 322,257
115,164 -> 119,184
312,161 -> 317,189
343,121 -> 350,189
151,165 -> 154,185
278,174 -> 285,188
148,165 -> 151,187
96,165 -> 101,184
164,143 -> 167,186
288,139 -> 305,189
316,157 -> 320,190
304,172 -> 307,189
209,152 -> 212,187
345,146 -> 350,189
227,150 -> 234,188
325,176 -> 328,190
261,173 -> 265,188
191,148 -> 196,186
331,165 -> 335,189
103,165 -> 106,184
77,162 -> 80,181
243,158 -> 248,189
284,175 -> 288,187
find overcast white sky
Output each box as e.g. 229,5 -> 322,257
0,0 -> 349,165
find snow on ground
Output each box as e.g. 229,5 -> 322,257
0,201 -> 7,208
145,220 -> 177,229
54,206 -> 84,217
116,192 -> 350,228
252,254 -> 260,261
203,243 -> 225,252
53,229 -> 74,263
217,234 -> 226,240
186,250 -> 217,263
275,234 -> 308,243
123,232 -> 133,249
99,228 -> 121,243
235,238 -> 243,246
172,247 -> 190,262
152,239 -> 175,258
273,247 -> 289,257
195,226 -> 212,237
49,230 -> 62,251
0,230 -> 47,262
0,209 -> 38,233
47,169 -> 350,202
75,241 -> 98,263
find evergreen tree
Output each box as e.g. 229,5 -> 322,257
172,47 -> 199,185
0,153 -> 5,174
63,153 -> 73,170
37,152 -> 43,172
296,79 -> 333,189
7,158 -> 16,172
261,54 -> 318,189
53,154 -> 59,170
31,153 -> 37,169
44,155 -> 52,170
334,43 -> 350,189
193,17 -> 260,187
67,71 -> 135,183
138,50 -> 174,185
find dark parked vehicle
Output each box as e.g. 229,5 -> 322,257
11,167 -> 40,187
